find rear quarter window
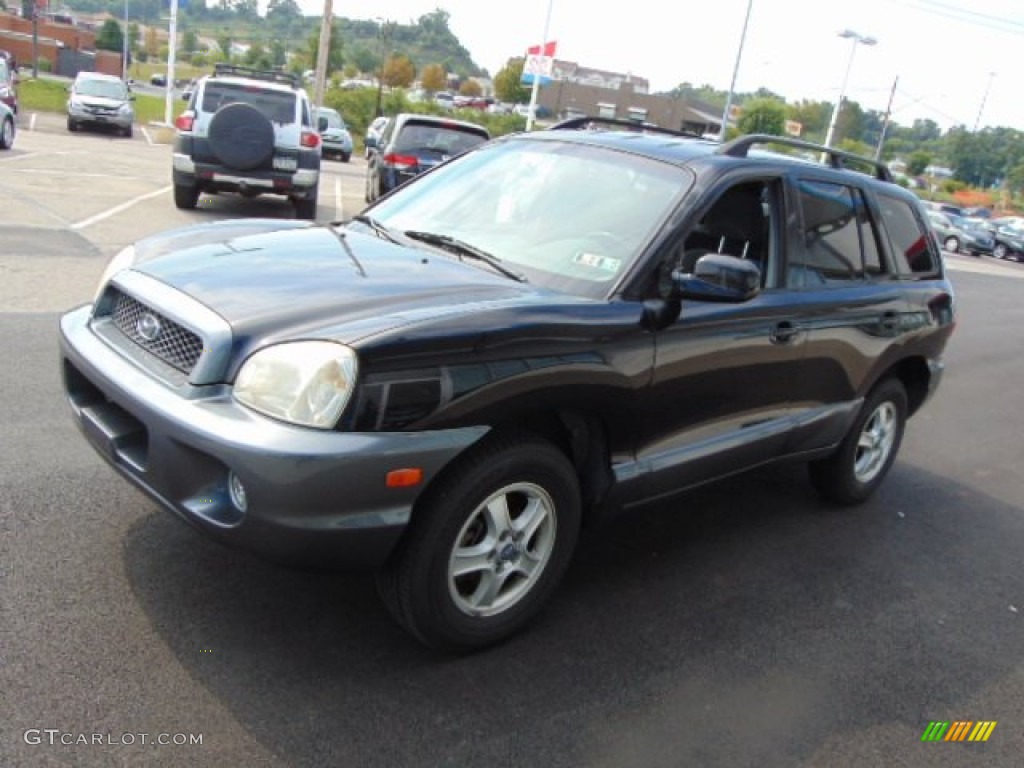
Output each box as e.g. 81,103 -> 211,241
877,193 -> 940,277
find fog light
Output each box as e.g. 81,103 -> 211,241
228,471 -> 248,512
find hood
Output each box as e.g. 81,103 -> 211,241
130,220 -> 545,345
73,94 -> 129,108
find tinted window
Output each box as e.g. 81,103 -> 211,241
877,193 -> 939,276
394,122 -> 489,156
201,82 -> 296,123
796,180 -> 879,285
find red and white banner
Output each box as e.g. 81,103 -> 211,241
523,40 -> 557,82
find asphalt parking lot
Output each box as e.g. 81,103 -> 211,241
2,116 -> 1024,767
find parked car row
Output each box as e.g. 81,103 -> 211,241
923,202 -> 1024,262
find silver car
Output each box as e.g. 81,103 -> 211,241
67,72 -> 135,138
314,106 -> 353,162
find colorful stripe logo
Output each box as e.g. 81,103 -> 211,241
921,721 -> 997,742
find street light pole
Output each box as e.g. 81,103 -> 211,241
973,72 -> 995,132
719,0 -> 753,142
823,29 -> 876,149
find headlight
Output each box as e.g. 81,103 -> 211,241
234,341 -> 358,429
119,103 -> 133,114
93,245 -> 137,303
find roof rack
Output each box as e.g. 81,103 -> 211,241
548,116 -> 705,139
717,134 -> 893,182
212,63 -> 300,89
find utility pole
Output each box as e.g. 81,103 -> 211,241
973,72 -> 995,132
313,0 -> 333,113
874,75 -> 898,161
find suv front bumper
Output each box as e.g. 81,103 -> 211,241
59,304 -> 487,570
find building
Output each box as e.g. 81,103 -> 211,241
534,59 -> 721,136
0,9 -> 123,77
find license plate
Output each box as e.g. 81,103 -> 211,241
273,156 -> 297,171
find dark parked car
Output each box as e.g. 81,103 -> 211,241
363,115 -> 388,159
364,113 -> 489,202
947,214 -> 994,256
988,219 -> 1024,261
60,121 -> 955,652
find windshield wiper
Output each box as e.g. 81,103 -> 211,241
403,230 -> 527,283
349,214 -> 400,244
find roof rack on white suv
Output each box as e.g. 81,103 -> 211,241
211,63 -> 301,89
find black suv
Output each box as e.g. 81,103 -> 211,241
171,64 -> 322,219
60,120 -> 955,652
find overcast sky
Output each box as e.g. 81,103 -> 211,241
294,0 -> 1023,131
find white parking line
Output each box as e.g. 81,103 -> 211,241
141,125 -> 152,145
334,176 -> 344,221
70,185 -> 172,230
29,112 -> 37,132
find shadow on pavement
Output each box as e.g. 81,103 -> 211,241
122,461 -> 1024,767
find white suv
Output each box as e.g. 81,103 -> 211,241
171,64 -> 322,219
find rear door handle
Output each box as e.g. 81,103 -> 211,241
770,321 -> 802,344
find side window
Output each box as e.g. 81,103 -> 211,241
876,193 -> 940,277
665,179 -> 779,290
793,180 -> 882,286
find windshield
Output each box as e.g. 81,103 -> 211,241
361,139 -> 689,299
75,78 -> 128,100
318,110 -> 345,129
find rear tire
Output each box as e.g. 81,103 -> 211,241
376,432 -> 581,652
293,187 -> 318,220
810,378 -> 907,505
173,183 -> 199,210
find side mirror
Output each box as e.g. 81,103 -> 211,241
673,253 -> 761,303
317,117 -> 328,132
364,135 -> 377,149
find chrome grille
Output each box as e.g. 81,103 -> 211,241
110,289 -> 204,373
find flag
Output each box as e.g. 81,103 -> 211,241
521,40 -> 557,86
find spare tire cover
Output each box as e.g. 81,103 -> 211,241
208,103 -> 275,171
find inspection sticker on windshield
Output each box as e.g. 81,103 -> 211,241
573,251 -> 621,272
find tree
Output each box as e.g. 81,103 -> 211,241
307,21 -> 344,75
95,20 -> 124,54
420,63 -> 446,93
459,79 -> 482,97
181,29 -> 199,55
493,58 -> 529,104
382,55 -> 416,88
737,98 -> 786,136
907,151 -> 931,176
350,46 -> 378,76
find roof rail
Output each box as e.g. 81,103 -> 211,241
548,116 -> 705,139
717,134 -> 893,182
212,63 -> 300,89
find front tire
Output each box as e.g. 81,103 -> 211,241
809,378 -> 907,505
0,116 -> 13,150
993,243 -> 1008,260
377,432 -> 581,652
943,236 -> 960,253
